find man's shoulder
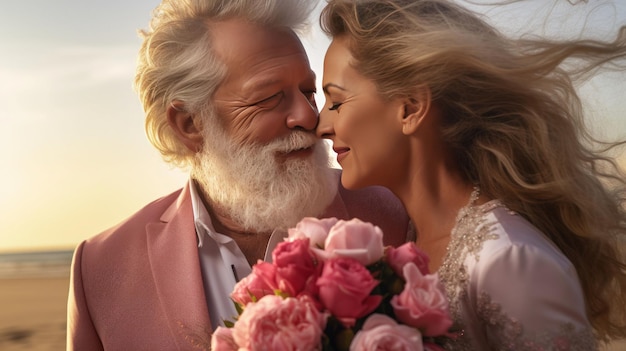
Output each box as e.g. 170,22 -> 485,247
333,175 -> 410,246
329,168 -> 402,209
338,182 -> 405,215
69,187 -> 193,288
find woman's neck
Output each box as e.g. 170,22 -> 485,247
392,165 -> 476,271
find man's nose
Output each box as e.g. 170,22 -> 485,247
286,93 -> 319,131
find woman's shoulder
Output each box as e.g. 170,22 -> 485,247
474,204 -> 574,271
446,200 -> 581,293
443,202 -> 596,350
445,200 -> 588,315
467,205 -> 582,293
448,200 -> 572,272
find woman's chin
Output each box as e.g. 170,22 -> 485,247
340,173 -> 371,191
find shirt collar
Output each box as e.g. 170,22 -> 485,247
188,178 -> 288,261
189,178 -> 235,247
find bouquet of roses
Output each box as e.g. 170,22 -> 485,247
211,217 -> 453,351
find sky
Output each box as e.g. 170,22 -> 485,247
0,0 -> 624,253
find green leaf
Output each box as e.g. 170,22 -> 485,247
334,328 -> 355,351
233,300 -> 244,315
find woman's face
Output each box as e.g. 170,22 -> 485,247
317,36 -> 409,190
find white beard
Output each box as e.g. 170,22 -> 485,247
192,119 -> 337,233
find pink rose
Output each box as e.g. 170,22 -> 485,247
230,261 -> 278,306
349,314 -> 423,351
210,327 -> 237,351
386,242 -> 430,276
317,257 -> 382,327
272,238 -> 320,297
324,218 -> 385,266
232,295 -> 326,351
391,263 -> 452,336
287,217 -> 338,248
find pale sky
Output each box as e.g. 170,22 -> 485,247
0,0 -> 624,253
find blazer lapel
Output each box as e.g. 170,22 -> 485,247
142,174 -> 349,348
146,183 -> 213,349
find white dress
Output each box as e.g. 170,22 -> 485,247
438,200 -> 597,350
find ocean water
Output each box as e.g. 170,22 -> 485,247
0,250 -> 74,279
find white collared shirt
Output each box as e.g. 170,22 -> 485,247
188,180 -> 286,330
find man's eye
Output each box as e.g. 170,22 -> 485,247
329,102 -> 343,111
303,90 -> 317,103
255,92 -> 283,107
303,90 -> 318,109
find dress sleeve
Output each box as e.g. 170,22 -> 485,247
471,243 -> 597,350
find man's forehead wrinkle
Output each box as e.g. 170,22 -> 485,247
240,67 -> 316,94
241,77 -> 281,95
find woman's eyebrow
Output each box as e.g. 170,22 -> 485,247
322,83 -> 347,94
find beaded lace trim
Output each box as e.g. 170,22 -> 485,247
439,187 -> 500,328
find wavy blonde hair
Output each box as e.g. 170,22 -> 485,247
322,0 -> 626,341
135,0 -> 319,168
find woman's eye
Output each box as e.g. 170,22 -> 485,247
329,102 -> 343,111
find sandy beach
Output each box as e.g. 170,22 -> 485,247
1,277 -> 68,351
1,273 -> 625,350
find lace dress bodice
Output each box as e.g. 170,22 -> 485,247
438,200 -> 597,351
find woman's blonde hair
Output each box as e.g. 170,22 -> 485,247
135,0 -> 318,168
322,0 -> 626,341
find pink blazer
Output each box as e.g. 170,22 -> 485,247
67,179 -> 409,350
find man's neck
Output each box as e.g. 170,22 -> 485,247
203,196 -> 273,265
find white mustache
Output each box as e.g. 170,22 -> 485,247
265,131 -> 319,154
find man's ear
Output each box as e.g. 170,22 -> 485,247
401,87 -> 431,135
166,101 -> 204,152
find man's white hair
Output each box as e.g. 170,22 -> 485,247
135,0 -> 320,168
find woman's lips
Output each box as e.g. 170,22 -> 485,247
333,147 -> 350,164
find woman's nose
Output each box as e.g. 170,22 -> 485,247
316,107 -> 334,139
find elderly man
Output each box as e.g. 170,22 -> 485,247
67,0 -> 409,349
